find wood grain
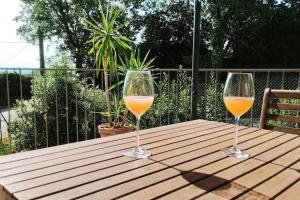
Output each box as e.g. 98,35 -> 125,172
0,120 -> 299,200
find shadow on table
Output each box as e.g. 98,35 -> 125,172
149,158 -> 232,192
180,171 -> 231,191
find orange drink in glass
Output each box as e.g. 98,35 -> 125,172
123,71 -> 154,159
222,73 -> 255,158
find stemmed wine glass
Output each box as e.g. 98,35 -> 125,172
123,70 -> 154,158
222,73 -> 255,158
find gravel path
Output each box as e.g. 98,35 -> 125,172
0,109 -> 17,138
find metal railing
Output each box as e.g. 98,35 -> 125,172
0,67 -> 300,152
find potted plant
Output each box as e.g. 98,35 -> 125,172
84,2 -> 155,137
97,95 -> 132,137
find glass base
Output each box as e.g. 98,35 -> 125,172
123,147 -> 151,159
221,147 -> 250,158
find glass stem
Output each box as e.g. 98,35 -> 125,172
234,116 -> 240,149
136,117 -> 140,150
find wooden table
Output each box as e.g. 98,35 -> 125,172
0,119 -> 299,200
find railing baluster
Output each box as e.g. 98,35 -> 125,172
214,71 -> 218,121
43,73 -> 48,147
175,71 -> 179,123
159,72 -> 162,126
101,71 -> 104,124
75,78 -> 79,142
185,71 -> 189,122
280,72 -> 285,125
65,71 -> 69,144
281,72 -> 285,89
55,75 -> 59,146
84,71 -> 88,141
204,71 -> 208,121
32,70 -> 37,149
93,71 -> 96,138
19,68 -> 25,150
297,72 -> 300,128
151,72 -> 155,128
266,71 -> 270,88
6,71 -> 11,151
168,71 -> 170,125
251,71 -> 255,127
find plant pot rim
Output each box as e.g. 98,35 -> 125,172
98,123 -> 132,137
98,123 -> 132,130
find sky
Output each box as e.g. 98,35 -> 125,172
0,0 -> 55,68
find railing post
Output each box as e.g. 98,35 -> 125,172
191,0 -> 201,120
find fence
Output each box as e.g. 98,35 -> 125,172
0,67 -> 299,152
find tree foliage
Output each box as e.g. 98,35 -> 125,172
16,0 -> 100,68
16,0 -> 300,68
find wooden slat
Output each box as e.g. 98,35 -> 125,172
254,136 -> 300,162
270,90 -> 300,99
235,163 -> 283,189
208,182 -> 269,200
290,160 -> 300,171
116,133 -> 296,200
252,168 -> 300,198
12,128 -> 270,200
0,120 -> 299,200
0,121 -> 217,172
3,124 -> 237,191
37,130 -> 286,200
151,161 -> 267,200
275,180 -> 300,200
265,125 -> 300,134
157,134 -> 300,199
272,146 -> 300,168
197,192 -> 228,200
0,119 -> 207,165
269,103 -> 300,111
266,113 -> 300,124
0,122 -> 229,181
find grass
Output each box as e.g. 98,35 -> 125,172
0,137 -> 12,156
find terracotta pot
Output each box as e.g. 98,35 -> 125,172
98,123 -> 132,137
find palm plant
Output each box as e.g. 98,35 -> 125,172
84,1 -> 132,127
118,49 -> 156,125
118,49 -> 155,76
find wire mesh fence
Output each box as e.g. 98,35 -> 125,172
0,67 -> 299,152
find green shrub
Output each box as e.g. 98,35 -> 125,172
0,137 -> 12,155
9,55 -> 105,151
143,70 -> 192,127
198,72 -> 226,122
267,98 -> 300,128
0,73 -> 32,108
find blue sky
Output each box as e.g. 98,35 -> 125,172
0,0 -> 55,68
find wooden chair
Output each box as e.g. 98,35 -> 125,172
260,88 -> 300,134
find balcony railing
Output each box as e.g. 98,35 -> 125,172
0,67 -> 299,152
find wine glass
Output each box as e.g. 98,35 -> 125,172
123,70 -> 154,158
222,73 -> 255,158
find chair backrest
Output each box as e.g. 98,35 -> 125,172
260,88 -> 300,134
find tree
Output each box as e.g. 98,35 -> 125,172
224,0 -> 300,68
16,0 -> 100,68
126,1 -> 194,68
124,0 -> 211,68
84,3 -> 132,127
